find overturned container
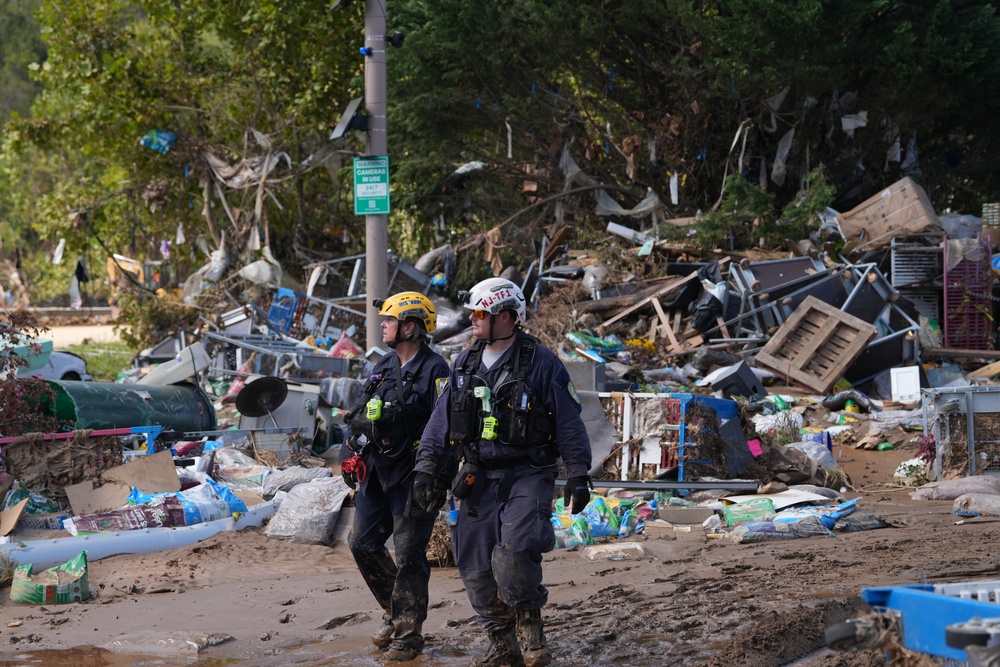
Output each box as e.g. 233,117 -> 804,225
45,381 -> 217,432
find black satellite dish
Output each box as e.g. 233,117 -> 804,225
236,376 -> 289,420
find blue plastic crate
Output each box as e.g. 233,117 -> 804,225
862,580 -> 1000,662
267,288 -> 299,333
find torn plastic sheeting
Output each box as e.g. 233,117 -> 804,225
238,246 -> 283,286
841,111 -> 868,138
594,187 -> 662,219
204,151 -> 292,191
770,127 -> 795,187
0,501 -> 276,570
560,143 -> 664,220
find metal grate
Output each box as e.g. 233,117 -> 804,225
890,235 -> 943,321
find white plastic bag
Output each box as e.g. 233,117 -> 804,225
264,477 -> 351,545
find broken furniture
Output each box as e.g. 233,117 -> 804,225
606,392 -> 747,484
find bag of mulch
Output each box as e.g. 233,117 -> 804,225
2,480 -> 61,515
10,551 -> 89,604
128,480 -> 245,526
910,476 -> 1000,501
731,515 -> 834,543
833,511 -> 890,533
64,496 -> 188,536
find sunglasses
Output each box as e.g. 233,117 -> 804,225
472,309 -> 488,320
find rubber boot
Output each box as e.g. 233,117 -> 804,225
471,628 -> 525,667
371,614 -> 394,649
515,609 -> 552,667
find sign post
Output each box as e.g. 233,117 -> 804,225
353,156 -> 390,215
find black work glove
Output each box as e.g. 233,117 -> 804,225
564,476 -> 592,514
341,467 -> 357,490
413,471 -> 447,513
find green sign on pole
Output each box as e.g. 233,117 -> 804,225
353,156 -> 390,215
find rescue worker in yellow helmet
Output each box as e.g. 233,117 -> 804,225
340,291 -> 450,661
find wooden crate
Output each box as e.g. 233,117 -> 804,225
754,296 -> 878,394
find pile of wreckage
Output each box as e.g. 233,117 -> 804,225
8,175 -> 1000,587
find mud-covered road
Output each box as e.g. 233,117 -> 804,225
0,445 -> 988,667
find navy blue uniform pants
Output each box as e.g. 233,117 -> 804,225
349,470 -> 438,644
451,468 -> 556,633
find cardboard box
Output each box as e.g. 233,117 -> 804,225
837,177 -> 939,252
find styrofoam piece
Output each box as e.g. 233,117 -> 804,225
1,501 -> 276,569
580,542 -> 649,561
137,342 -> 211,386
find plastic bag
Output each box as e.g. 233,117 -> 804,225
772,498 -> 857,530
264,477 -> 351,545
262,465 -> 333,499
784,440 -> 838,470
2,480 -> 61,515
551,515 -> 592,548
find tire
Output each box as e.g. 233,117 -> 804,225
946,624 -> 993,649
825,620 -> 863,651
60,372 -> 81,381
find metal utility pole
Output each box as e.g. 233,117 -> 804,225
363,0 -> 388,351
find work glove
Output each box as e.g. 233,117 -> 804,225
564,475 -> 592,515
413,471 -> 447,513
340,451 -> 365,490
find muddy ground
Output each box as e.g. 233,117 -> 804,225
0,443 -> 989,667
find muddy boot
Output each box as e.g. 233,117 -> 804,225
515,609 -> 551,667
471,628 -> 524,667
371,614 -> 394,649
385,637 -> 425,661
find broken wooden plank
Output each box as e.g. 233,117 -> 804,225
970,360 -> 1000,379
652,298 -> 680,351
597,257 -> 731,330
753,296 -> 878,394
598,272 -> 697,329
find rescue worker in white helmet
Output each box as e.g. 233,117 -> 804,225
412,278 -> 593,667
340,291 -> 450,661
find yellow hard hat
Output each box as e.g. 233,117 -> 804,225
374,291 -> 437,333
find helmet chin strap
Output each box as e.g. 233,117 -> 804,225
486,315 -> 516,345
388,320 -> 420,349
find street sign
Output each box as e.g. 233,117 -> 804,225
353,156 -> 390,215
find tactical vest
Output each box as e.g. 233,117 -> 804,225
346,354 -> 422,458
448,334 -> 556,462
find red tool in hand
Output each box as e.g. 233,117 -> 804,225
341,453 -> 367,485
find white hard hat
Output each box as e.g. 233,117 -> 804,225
461,278 -> 527,322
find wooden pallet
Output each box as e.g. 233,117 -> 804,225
754,295 -> 877,394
